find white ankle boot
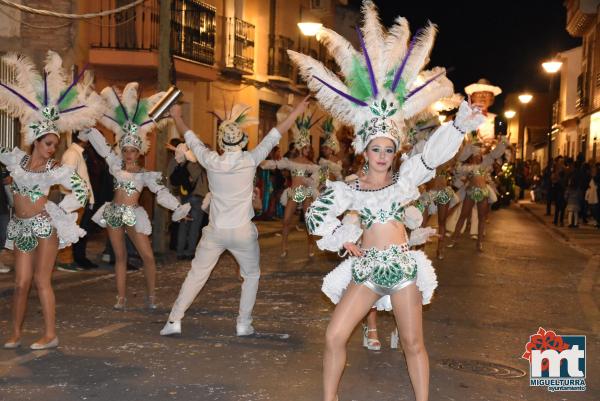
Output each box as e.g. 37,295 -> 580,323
160,320 -> 181,336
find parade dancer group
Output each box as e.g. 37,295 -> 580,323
0,1 -> 514,399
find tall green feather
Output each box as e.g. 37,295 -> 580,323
114,105 -> 127,126
346,56 -> 373,102
57,88 -> 79,111
133,99 -> 149,125
383,68 -> 407,107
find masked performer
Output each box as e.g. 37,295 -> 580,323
160,98 -> 308,337
82,83 -> 191,310
287,2 -> 484,400
0,51 -> 101,349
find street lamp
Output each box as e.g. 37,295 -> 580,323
297,22 -> 323,36
542,59 -> 562,168
504,110 -> 516,142
518,94 -> 533,160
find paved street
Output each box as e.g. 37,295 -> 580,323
0,205 -> 598,401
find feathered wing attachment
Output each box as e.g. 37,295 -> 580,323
0,50 -> 104,145
100,82 -> 166,155
320,117 -> 340,154
288,0 -> 455,154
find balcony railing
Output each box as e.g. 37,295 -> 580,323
268,35 -> 294,79
90,0 -> 216,66
224,17 -> 255,74
171,0 -> 216,65
90,0 -> 159,50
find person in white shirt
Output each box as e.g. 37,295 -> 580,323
161,97 -> 309,337
61,131 -> 96,269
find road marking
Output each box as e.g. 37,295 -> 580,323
79,322 -> 131,338
0,350 -> 50,366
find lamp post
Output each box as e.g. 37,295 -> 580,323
542,59 -> 562,168
504,109 -> 516,142
518,93 -> 533,161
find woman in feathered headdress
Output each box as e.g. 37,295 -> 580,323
0,51 -> 102,350
289,1 -> 485,399
260,105 -> 322,258
80,82 -> 190,311
318,117 -> 344,182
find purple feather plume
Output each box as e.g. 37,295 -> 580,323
391,28 -> 422,92
406,69 -> 448,99
0,82 -> 39,111
57,63 -> 88,106
355,25 -> 378,98
314,76 -> 368,107
61,105 -> 87,114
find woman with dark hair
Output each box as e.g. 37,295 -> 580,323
0,51 -> 102,349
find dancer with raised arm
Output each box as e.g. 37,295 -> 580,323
0,51 -> 101,349
160,97 -> 309,337
82,83 -> 190,310
287,2 -> 484,399
319,117 -> 344,182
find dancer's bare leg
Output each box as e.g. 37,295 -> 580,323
365,308 -> 380,343
107,227 -> 127,299
126,227 -> 156,298
436,203 -> 449,258
476,200 -> 488,251
323,284 -> 379,401
6,250 -> 35,344
449,197 -> 475,246
281,199 -> 296,256
303,198 -> 315,256
391,284 -> 428,401
32,233 -> 59,344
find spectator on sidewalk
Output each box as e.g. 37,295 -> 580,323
565,177 -> 580,228
586,163 -> 600,228
552,156 -> 566,226
542,162 -> 553,215
0,163 -> 11,273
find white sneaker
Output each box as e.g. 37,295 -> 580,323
101,253 -> 111,263
160,320 -> 181,336
0,263 -> 10,273
236,323 -> 255,336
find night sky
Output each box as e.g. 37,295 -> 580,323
348,0 -> 581,113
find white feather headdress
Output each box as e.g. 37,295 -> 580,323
320,117 -> 340,154
288,0 -> 454,154
100,82 -> 165,155
211,102 -> 258,152
0,51 -> 104,145
277,105 -> 320,150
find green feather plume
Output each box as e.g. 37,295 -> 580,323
384,68 -> 407,107
57,87 -> 79,111
114,105 -> 128,126
346,55 -> 373,101
133,99 -> 149,125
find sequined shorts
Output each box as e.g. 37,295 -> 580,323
101,202 -> 138,228
432,186 -> 454,205
7,212 -> 54,253
351,243 -> 417,296
466,186 -> 490,203
290,185 -> 314,203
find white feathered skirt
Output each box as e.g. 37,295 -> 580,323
322,249 -> 438,311
92,201 -> 152,235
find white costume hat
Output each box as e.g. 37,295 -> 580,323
0,51 -> 104,145
277,105 -> 320,150
320,117 -> 340,154
211,103 -> 258,152
465,78 -> 502,96
100,82 -> 166,155
288,0 -> 454,154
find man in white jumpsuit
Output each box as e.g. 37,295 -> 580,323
161,98 -> 308,337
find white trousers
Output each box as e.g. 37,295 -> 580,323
168,222 -> 260,326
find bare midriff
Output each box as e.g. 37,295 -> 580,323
14,194 -> 48,219
361,220 -> 408,250
469,175 -> 487,189
113,189 -> 141,206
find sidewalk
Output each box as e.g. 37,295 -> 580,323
518,199 -> 600,256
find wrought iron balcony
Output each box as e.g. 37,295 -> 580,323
224,17 -> 255,74
90,0 -> 217,66
268,35 -> 294,79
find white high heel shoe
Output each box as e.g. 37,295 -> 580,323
362,325 -> 381,351
113,296 -> 127,311
390,328 -> 399,349
30,337 -> 59,350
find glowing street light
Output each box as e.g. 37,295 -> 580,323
504,110 -> 516,119
518,93 -> 533,104
542,60 -> 563,74
297,22 -> 323,36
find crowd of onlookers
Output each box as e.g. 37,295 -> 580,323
523,154 -> 600,228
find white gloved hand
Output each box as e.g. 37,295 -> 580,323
453,101 -> 486,134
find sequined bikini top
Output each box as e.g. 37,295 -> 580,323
291,169 -> 309,177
